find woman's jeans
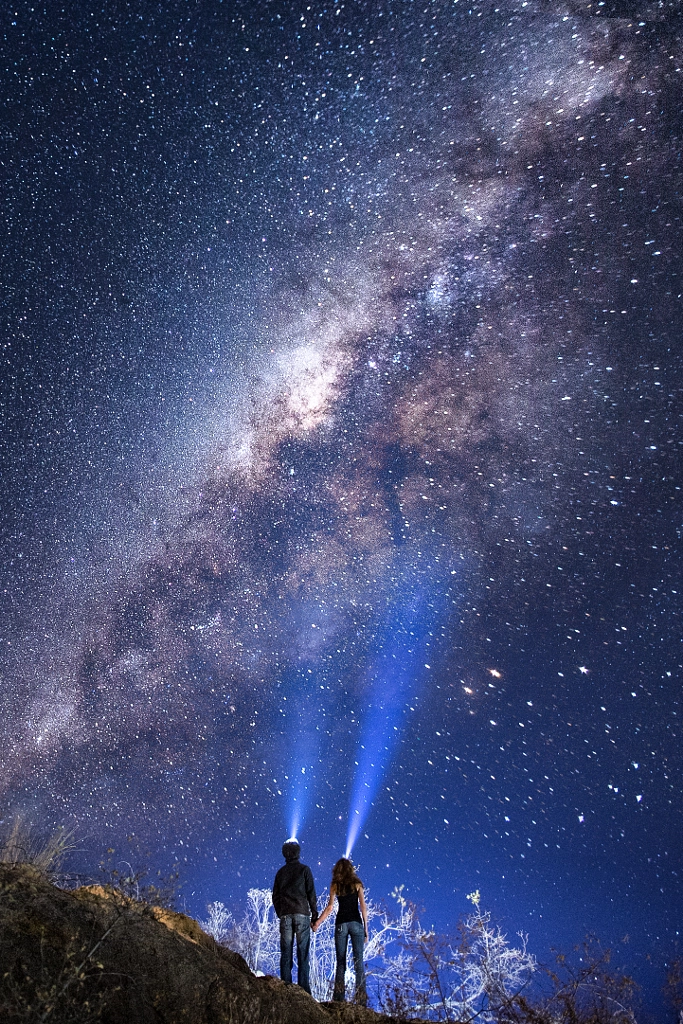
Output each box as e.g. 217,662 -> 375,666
333,920 -> 366,1003
279,914 -> 311,994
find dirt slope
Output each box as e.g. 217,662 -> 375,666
0,863 -> 402,1024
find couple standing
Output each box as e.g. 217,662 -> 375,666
272,840 -> 368,1003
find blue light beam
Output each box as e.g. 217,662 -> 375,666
288,756 -> 314,841
345,582 -> 445,857
282,667 -> 321,839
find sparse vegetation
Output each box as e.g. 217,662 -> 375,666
202,885 -> 642,1024
665,957 -> 683,1024
499,939 -> 638,1024
0,819 -> 77,879
0,919 -> 122,1024
0,827 -> 648,1023
96,846 -> 181,909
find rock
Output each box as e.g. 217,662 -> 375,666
0,863 -> 413,1024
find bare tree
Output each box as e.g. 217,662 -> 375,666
201,901 -> 235,947
449,890 -> 536,1022
507,939 -> 638,1024
202,889 -> 280,978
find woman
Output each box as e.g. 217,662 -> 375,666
313,857 -> 369,1004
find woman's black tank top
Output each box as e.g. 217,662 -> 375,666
335,885 -> 362,925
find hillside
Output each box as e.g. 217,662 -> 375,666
0,863 -> 406,1024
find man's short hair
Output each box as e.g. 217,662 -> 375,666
282,841 -> 301,861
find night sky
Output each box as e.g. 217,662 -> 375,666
2,0 -> 682,1015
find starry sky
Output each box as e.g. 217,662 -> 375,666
1,0 -> 682,1015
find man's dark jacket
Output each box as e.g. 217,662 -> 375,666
272,856 -> 318,921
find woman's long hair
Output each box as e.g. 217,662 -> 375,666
331,857 -> 363,896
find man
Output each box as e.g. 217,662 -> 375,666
272,839 -> 318,994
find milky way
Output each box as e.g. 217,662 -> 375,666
1,1 -> 682,1012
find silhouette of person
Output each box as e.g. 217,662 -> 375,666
272,840 -> 318,994
313,857 -> 368,1004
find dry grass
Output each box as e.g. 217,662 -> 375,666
0,818 -> 77,877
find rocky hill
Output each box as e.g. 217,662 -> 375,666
0,863 -> 407,1024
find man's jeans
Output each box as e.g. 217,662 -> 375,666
333,920 -> 366,1003
280,913 -> 311,994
